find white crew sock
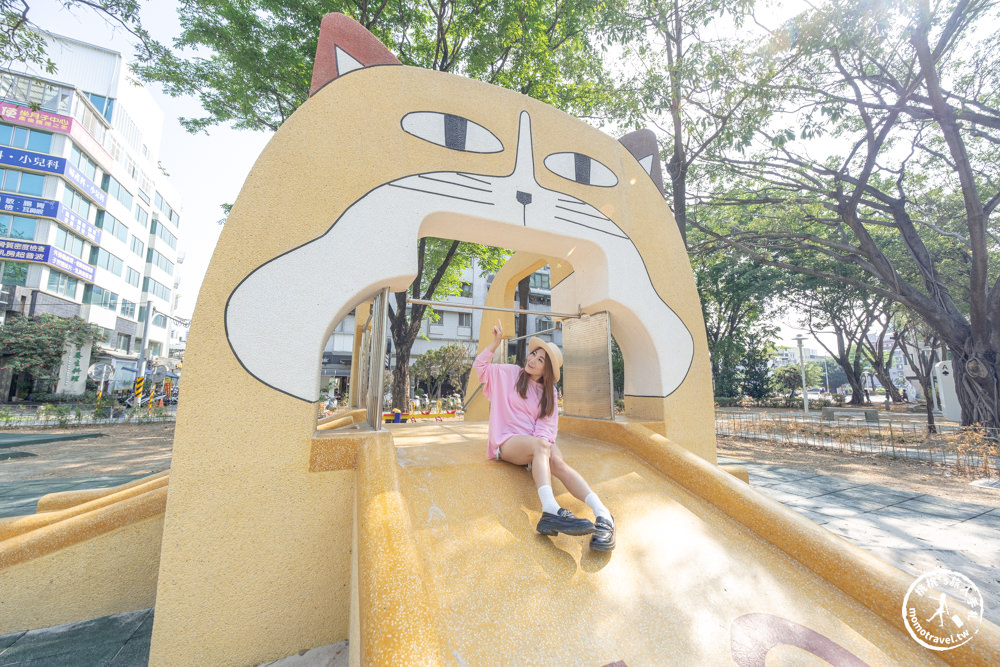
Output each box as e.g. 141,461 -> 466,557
537,485 -> 561,514
585,492 -> 613,524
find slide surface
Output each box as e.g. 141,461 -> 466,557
387,422 -> 943,666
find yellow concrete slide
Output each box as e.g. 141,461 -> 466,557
356,420 -> 1000,666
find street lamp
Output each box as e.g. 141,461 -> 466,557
793,334 -> 809,416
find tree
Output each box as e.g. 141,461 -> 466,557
691,243 -> 780,397
604,0 -> 769,242
739,329 -> 772,400
771,362 -> 822,398
410,342 -> 472,403
0,314 -> 100,379
896,312 -> 943,432
1,0 -> 160,75
133,0 -> 620,133
697,0 -> 1000,426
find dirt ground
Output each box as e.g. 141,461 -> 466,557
719,434 -> 1000,509
2,422 -> 999,510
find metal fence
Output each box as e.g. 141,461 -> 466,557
716,410 -> 1000,477
0,406 -> 175,428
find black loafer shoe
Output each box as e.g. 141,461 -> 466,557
590,516 -> 615,551
536,508 -> 596,536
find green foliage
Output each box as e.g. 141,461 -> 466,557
2,1 -> 160,77
0,314 -> 101,378
133,0 -> 622,133
611,336 -> 624,398
410,343 -> 471,399
770,363 -> 822,394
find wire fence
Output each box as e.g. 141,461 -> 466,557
716,409 -> 1000,478
0,405 -> 176,428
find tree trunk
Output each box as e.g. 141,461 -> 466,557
949,344 -> 1000,428
515,275 -> 529,366
391,343 -> 412,412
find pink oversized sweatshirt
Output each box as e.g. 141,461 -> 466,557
473,347 -> 558,459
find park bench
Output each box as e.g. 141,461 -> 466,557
820,406 -> 880,423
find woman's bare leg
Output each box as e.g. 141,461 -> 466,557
496,435 -> 551,489
547,443 -> 593,501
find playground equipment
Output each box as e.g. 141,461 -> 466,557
1,13 -> 998,666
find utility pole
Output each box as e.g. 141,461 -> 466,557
793,335 -> 809,416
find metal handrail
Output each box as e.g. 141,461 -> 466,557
407,298 -> 580,319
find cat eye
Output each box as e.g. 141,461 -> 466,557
543,152 -> 618,187
401,112 -> 503,153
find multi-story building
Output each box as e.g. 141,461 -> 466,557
0,31 -> 182,399
321,262 -> 561,402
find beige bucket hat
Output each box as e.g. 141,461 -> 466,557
528,337 -> 563,383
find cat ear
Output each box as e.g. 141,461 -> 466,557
310,13 -> 401,96
618,129 -> 664,196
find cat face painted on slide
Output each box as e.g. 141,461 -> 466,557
223,13 -> 693,403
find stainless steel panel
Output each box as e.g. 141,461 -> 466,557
561,312 -> 613,420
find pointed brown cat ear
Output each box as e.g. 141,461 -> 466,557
619,129 -> 664,196
310,13 -> 401,96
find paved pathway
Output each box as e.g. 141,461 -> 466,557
1,460 -> 997,664
721,456 -> 1000,627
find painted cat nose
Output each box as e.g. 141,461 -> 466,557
516,191 -> 533,205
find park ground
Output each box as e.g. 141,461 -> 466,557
1,420 -> 998,511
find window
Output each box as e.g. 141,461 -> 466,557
83,92 -> 115,122
69,145 -> 99,182
116,333 -> 131,352
0,72 -> 72,113
460,281 -> 473,298
0,168 -> 44,196
458,312 -> 472,328
152,313 -> 167,328
62,186 -> 92,219
0,123 -> 53,153
137,171 -> 152,203
150,220 -> 178,249
125,266 -> 141,287
142,276 -> 171,301
72,95 -> 106,145
82,284 -> 118,310
120,299 -> 136,319
101,174 -> 133,209
89,247 -> 124,276
133,205 -> 149,228
54,227 -> 86,258
95,211 -> 128,243
529,272 -> 550,290
146,248 -> 174,275
0,214 -> 36,240
536,318 -> 554,333
0,261 -> 27,285
46,270 -> 78,298
130,235 -> 144,257
154,192 -> 178,225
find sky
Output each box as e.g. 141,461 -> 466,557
25,0 -> 829,351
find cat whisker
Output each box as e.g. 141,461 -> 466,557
555,204 -> 612,222
455,172 -> 493,186
418,174 -> 494,193
388,182 -> 494,206
553,215 -> 628,239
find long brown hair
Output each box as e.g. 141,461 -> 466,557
516,354 -> 556,418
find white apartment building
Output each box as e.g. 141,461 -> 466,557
322,261 -> 562,400
0,31 -> 182,399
